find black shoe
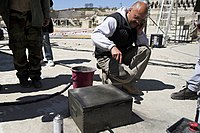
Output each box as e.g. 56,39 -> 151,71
171,86 -> 198,100
32,79 -> 42,88
20,79 -> 31,88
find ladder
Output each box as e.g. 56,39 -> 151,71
156,0 -> 177,46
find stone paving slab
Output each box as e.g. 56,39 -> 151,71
0,39 -> 198,133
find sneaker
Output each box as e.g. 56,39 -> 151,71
122,83 -> 144,96
32,79 -> 42,88
20,79 -> 31,88
43,58 -> 48,63
46,60 -> 54,67
171,86 -> 198,100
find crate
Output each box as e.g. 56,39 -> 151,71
68,84 -> 133,133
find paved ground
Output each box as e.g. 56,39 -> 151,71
0,38 -> 199,133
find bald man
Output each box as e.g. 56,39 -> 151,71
91,1 -> 151,95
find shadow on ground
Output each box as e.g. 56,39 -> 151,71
1,74 -> 72,94
133,79 -> 175,104
0,94 -> 144,132
130,111 -> 144,124
1,73 -> 101,94
55,59 -> 91,66
136,79 -> 175,91
105,112 -> 144,133
53,44 -> 93,53
0,94 -> 70,122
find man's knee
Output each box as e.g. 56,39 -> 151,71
140,45 -> 151,57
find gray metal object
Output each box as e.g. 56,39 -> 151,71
53,114 -> 63,133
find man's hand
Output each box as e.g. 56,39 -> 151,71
111,46 -> 122,64
136,22 -> 145,35
43,18 -> 50,27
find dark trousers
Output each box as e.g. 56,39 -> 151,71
9,10 -> 42,81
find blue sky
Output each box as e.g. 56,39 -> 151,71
53,0 -> 136,10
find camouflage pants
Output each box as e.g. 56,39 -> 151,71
9,10 -> 43,81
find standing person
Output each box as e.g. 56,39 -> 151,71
171,0 -> 200,100
91,1 -> 151,95
8,0 -> 50,88
171,23 -> 200,100
42,0 -> 54,67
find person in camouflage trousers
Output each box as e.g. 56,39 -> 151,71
8,0 -> 50,88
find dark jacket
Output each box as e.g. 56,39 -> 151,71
1,0 -> 50,27
30,0 -> 50,27
43,0 -> 54,33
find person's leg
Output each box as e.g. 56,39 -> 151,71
120,45 -> 151,95
42,32 -> 54,66
97,46 -> 151,95
187,59 -> 200,92
171,42 -> 200,100
97,56 -> 143,95
97,46 -> 151,82
123,45 -> 151,81
98,55 -> 131,82
26,18 -> 43,88
9,11 -> 30,88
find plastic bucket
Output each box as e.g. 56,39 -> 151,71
71,66 -> 96,88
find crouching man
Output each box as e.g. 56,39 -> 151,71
91,1 -> 151,95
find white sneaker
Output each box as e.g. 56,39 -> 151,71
46,60 -> 54,67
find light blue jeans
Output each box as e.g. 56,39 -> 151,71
188,42 -> 200,92
42,32 -> 53,61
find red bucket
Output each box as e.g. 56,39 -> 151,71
71,66 -> 96,88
